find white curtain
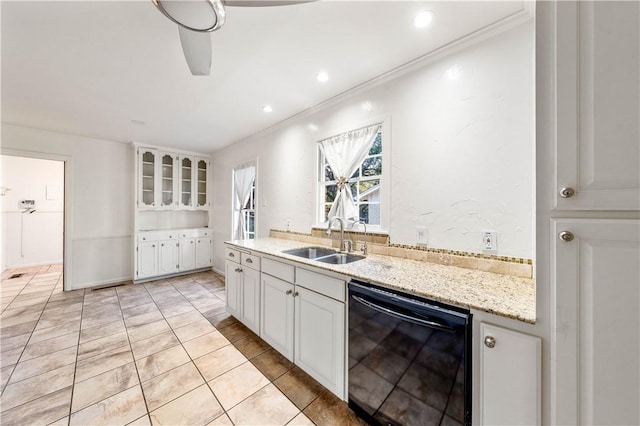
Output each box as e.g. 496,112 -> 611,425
319,123 -> 381,222
232,162 -> 255,240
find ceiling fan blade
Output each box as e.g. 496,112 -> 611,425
178,26 -> 212,76
223,0 -> 316,7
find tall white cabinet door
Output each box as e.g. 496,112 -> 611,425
195,237 -> 212,268
294,286 -> 345,399
138,149 -> 158,209
225,260 -> 242,319
158,240 -> 178,275
240,267 -> 260,334
555,1 -> 640,210
260,274 -> 294,361
179,238 -> 196,271
480,323 -> 541,425
551,219 -> 640,425
137,241 -> 158,279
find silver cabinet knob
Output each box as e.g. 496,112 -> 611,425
235,267 -> 243,273
484,336 -> 496,349
559,231 -> 574,242
559,187 -> 575,198
293,291 -> 299,297
285,289 -> 293,295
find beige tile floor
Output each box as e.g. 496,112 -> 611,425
0,265 -> 365,425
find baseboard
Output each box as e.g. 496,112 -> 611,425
6,260 -> 63,269
68,276 -> 132,291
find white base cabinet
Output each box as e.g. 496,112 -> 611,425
257,255 -> 346,400
294,285 -> 345,398
480,323 -> 541,425
224,248 -> 261,335
134,228 -> 211,282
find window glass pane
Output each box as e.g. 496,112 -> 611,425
349,182 -> 358,197
324,204 -> 332,222
362,156 -> 382,177
359,203 -> 381,225
350,168 -> 360,179
358,179 -> 380,201
325,185 -> 337,203
324,165 -> 335,182
369,133 -> 382,155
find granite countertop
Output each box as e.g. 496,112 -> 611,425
226,238 -> 536,324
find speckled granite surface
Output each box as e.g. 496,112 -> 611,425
226,238 -> 536,324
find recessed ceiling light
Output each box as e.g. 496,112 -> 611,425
316,72 -> 329,83
261,105 -> 273,113
446,64 -> 462,80
414,11 -> 433,29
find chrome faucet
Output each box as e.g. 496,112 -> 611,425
326,217 -> 353,253
351,220 -> 368,255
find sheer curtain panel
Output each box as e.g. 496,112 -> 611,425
319,123 -> 381,222
232,162 -> 255,240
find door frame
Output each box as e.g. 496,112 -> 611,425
1,148 -> 73,291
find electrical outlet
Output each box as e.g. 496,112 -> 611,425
416,226 -> 428,246
482,231 -> 497,252
286,219 -> 291,231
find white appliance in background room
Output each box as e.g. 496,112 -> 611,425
0,155 -> 64,271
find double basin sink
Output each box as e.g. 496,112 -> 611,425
283,246 -> 364,264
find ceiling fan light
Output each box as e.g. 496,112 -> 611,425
153,0 -> 226,32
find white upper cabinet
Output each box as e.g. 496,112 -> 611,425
179,156 -> 194,208
159,153 -> 178,208
138,149 -> 158,208
136,148 -> 210,211
555,1 -> 640,210
195,158 -> 210,209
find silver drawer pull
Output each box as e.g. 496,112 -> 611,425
285,290 -> 293,295
229,252 -> 235,258
246,258 -> 253,264
484,336 -> 496,349
293,291 -> 299,297
235,267 -> 243,273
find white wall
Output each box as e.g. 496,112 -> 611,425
211,21 -> 535,272
1,156 -> 64,270
1,124 -> 133,289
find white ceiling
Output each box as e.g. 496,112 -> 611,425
1,0 -> 525,153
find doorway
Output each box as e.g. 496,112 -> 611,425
1,154 -> 68,308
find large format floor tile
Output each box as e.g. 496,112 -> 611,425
0,265 -> 360,425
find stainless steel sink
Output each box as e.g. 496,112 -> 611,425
283,246 -> 337,259
282,246 -> 365,264
314,253 -> 366,264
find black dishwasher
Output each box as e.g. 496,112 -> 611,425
348,280 -> 472,426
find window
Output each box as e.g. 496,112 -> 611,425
319,130 -> 383,226
232,162 -> 256,240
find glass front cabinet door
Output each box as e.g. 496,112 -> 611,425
160,153 -> 178,208
138,149 -> 158,208
179,156 -> 194,208
196,158 -> 209,209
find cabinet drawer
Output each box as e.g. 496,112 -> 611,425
241,253 -> 261,270
197,229 -> 211,237
225,247 -> 240,264
137,231 -> 178,243
180,229 -> 200,239
262,258 -> 295,283
296,268 -> 345,302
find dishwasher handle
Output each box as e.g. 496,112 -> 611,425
351,294 -> 455,332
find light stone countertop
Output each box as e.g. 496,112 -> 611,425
226,238 -> 536,324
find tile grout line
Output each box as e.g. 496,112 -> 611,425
64,286 -> 88,426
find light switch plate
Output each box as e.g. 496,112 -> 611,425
416,226 -> 428,246
482,231 -> 497,253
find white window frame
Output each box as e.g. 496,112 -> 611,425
231,160 -> 257,239
315,116 -> 390,232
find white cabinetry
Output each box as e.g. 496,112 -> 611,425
261,271 -> 295,360
551,219 -> 639,425
135,148 -> 209,211
555,1 -> 639,211
541,2 -> 640,424
258,255 -> 346,399
224,248 -> 261,334
196,236 -> 212,268
480,323 -> 541,425
134,228 -> 211,282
